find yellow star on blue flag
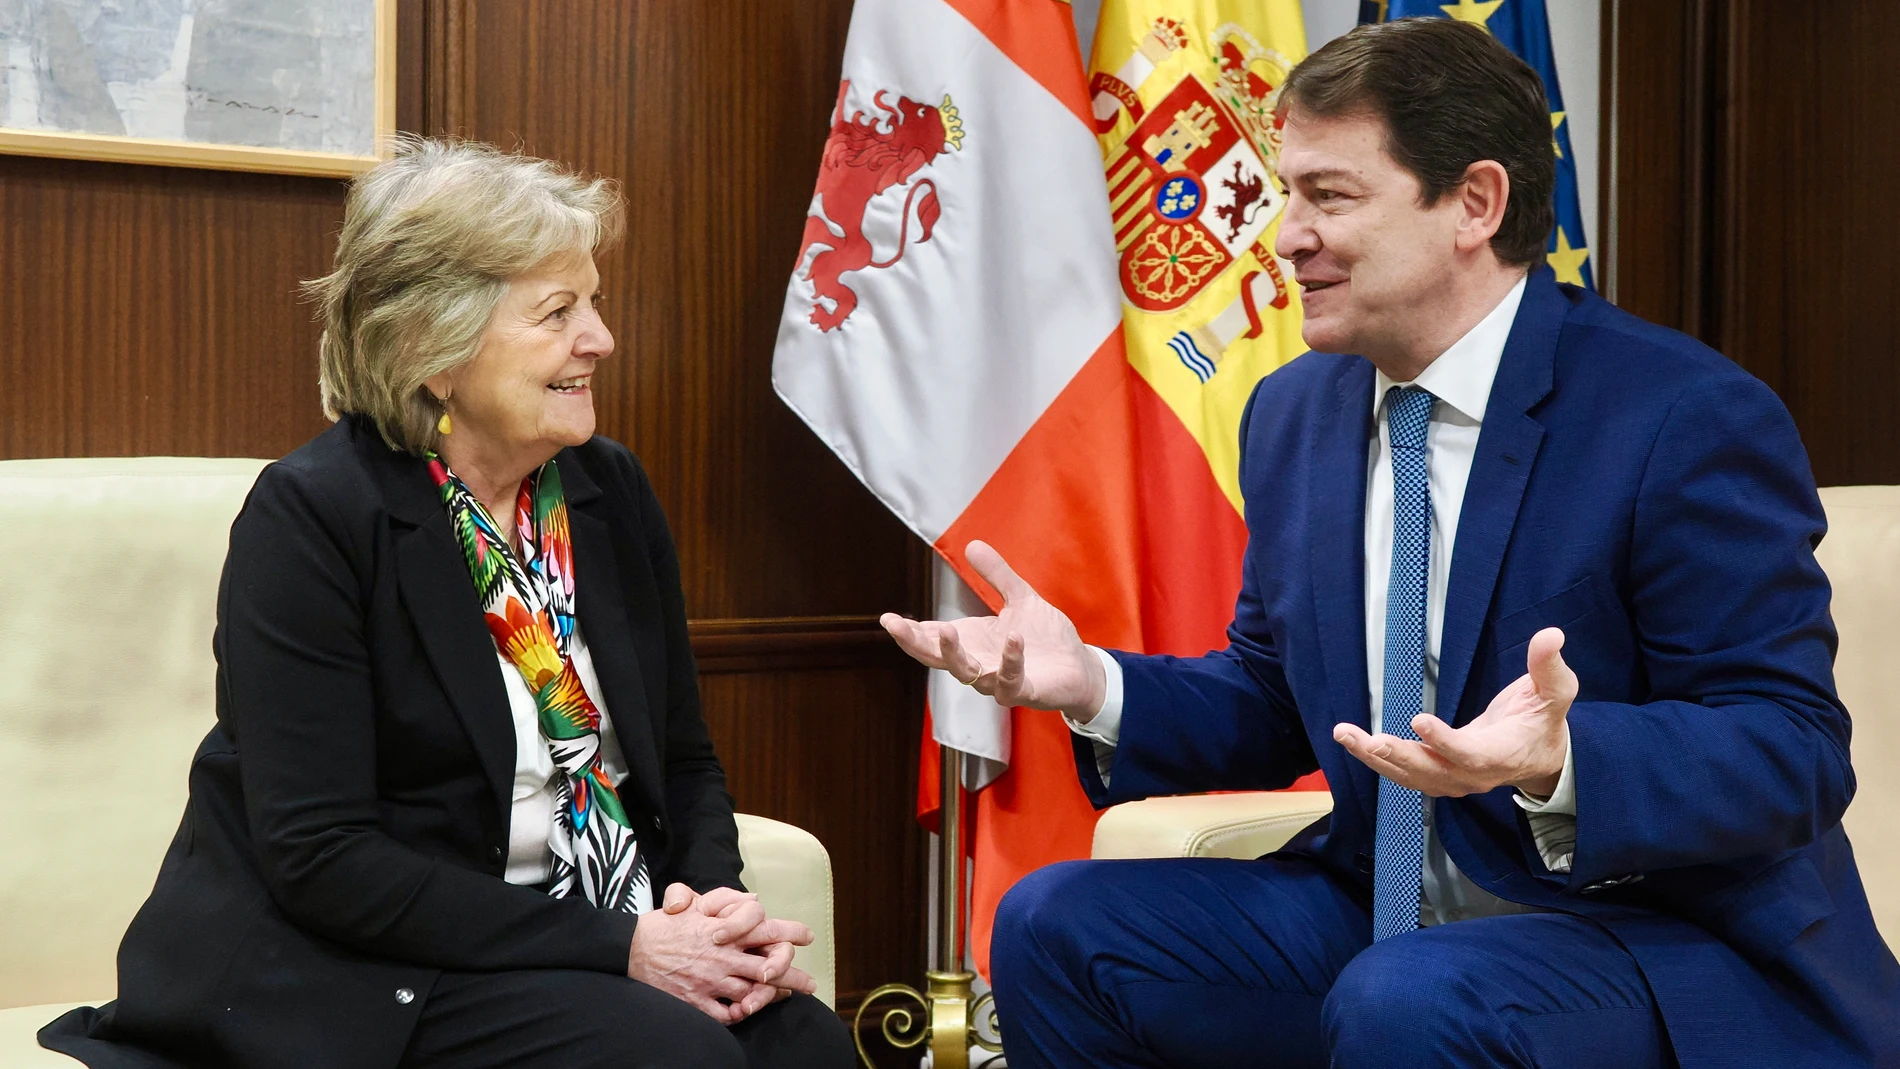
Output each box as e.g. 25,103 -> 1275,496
1439,0 -> 1504,31
1547,226 -> 1589,287
1364,0 -> 1594,290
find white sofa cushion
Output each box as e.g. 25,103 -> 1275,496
1814,485 -> 1899,940
0,458 -> 269,1010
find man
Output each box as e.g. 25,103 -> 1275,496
881,18 -> 1897,1069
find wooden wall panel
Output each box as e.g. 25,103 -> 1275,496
0,157 -> 340,459
1598,0 -> 1706,331
1606,0 -> 1900,486
0,0 -> 929,1008
1713,1 -> 1900,487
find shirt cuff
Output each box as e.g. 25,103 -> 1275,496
1514,728 -> 1576,873
1514,728 -> 1576,815
1064,646 -> 1124,744
1064,647 -> 1123,787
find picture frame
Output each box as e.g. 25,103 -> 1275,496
0,0 -> 395,178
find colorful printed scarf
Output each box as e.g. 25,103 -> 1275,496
428,456 -> 652,914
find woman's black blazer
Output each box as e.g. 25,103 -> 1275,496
42,415 -> 745,1069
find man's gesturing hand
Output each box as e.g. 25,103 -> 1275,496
879,540 -> 1107,721
1333,627 -> 1577,798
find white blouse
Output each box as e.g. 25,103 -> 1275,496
495,622 -> 634,886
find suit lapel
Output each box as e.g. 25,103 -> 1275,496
562,459 -> 667,818
1307,359 -> 1380,822
382,456 -> 519,822
378,439 -> 668,827
1436,270 -> 1563,724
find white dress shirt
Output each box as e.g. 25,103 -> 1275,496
1071,276 -> 1578,925
496,623 -> 633,886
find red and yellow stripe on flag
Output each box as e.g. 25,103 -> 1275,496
926,0 -> 1322,978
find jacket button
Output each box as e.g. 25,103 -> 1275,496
489,846 -> 504,863
1581,873 -> 1645,894
1355,852 -> 1374,875
395,988 -> 415,1005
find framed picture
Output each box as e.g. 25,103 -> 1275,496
0,0 -> 394,178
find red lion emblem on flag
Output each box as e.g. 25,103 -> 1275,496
795,81 -> 965,332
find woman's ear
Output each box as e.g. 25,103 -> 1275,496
1455,159 -> 1511,253
421,371 -> 454,406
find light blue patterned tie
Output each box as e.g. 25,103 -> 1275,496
1372,386 -> 1435,941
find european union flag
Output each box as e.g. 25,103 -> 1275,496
1359,0 -> 1593,290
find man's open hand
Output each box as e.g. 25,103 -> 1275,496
1333,626 -> 1576,797
880,540 -> 1106,721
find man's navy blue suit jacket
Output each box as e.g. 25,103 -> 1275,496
1075,268 -> 1899,1067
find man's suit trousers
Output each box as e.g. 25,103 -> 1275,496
990,855 -> 1675,1069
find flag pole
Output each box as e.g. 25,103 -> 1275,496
925,744 -> 977,1065
936,742 -> 966,974
851,563 -> 1003,1067
853,741 -> 1003,1068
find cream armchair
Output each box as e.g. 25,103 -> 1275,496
0,458 -> 837,1065
1092,485 -> 1899,945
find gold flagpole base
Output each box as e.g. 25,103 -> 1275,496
852,971 -> 1001,1069
853,729 -> 1003,1067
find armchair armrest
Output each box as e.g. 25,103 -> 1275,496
1090,792 -> 1335,861
0,1004 -> 85,1066
735,813 -> 836,1008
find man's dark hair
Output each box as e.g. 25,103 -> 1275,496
1279,17 -> 1555,268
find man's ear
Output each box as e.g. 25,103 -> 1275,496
1454,160 -> 1511,254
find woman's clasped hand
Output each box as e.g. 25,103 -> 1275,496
629,884 -> 818,1024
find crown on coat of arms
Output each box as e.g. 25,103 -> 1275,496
1140,17 -> 1190,61
1211,24 -> 1292,167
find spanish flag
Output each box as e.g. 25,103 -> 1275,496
772,0 -> 1317,978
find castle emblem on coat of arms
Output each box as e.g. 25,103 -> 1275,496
794,81 -> 965,332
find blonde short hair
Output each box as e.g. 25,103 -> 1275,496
304,136 -> 625,455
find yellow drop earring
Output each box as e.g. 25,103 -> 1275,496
437,409 -> 452,436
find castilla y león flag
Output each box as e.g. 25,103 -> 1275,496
773,0 -> 1318,977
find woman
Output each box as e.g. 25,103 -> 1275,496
39,138 -> 854,1069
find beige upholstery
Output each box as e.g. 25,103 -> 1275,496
1814,485 -> 1900,939
0,458 -> 836,1062
0,458 -> 269,1013
736,813 -> 837,1008
1092,791 -> 1334,860
0,1006 -> 88,1067
1091,485 -> 1898,945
